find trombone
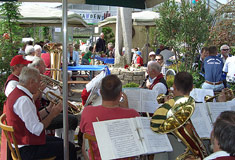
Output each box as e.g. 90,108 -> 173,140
45,91 -> 83,115
40,74 -> 63,90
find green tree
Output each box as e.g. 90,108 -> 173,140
102,27 -> 115,45
155,0 -> 212,71
0,2 -> 22,89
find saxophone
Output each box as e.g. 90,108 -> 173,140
151,96 -> 208,160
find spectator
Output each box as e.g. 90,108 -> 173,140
34,44 -> 42,57
105,42 -> 115,58
202,46 -> 224,92
94,32 -> 106,53
135,51 -> 144,67
194,47 -> 209,72
218,44 -> 231,63
82,46 -> 93,65
141,43 -> 153,66
160,47 -> 174,66
156,54 -> 168,76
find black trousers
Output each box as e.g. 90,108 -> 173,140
19,136 -> 77,160
47,113 -> 79,130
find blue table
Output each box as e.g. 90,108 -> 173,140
67,65 -> 110,79
94,56 -> 115,64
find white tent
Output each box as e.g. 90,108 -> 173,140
16,4 -> 88,27
98,11 -> 159,27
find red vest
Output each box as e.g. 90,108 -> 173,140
6,87 -> 46,145
4,74 -> 19,92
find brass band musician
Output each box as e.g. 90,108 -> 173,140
151,72 -> 199,159
5,66 -> 77,159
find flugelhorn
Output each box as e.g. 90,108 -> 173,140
46,91 -> 83,115
41,74 -> 63,89
204,88 -> 234,102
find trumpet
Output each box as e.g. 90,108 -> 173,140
45,91 -> 83,115
204,88 -> 234,102
156,92 -> 174,104
41,74 -> 63,89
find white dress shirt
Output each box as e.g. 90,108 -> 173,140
204,151 -> 230,160
223,56 -> 235,83
151,77 -> 168,95
13,85 -> 44,136
5,79 -> 19,97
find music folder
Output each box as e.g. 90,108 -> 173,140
93,117 -> 173,160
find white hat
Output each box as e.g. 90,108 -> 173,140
149,51 -> 155,56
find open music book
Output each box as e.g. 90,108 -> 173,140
93,117 -> 173,160
191,100 -> 235,138
190,88 -> 214,103
123,88 -> 159,113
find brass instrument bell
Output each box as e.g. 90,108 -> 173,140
151,96 -> 208,159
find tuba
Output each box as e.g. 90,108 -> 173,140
151,96 -> 208,160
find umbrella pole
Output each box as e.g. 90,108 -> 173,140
62,0 -> 69,159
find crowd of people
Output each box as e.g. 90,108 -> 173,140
1,35 -> 235,160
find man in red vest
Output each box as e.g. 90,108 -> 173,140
1,55 -> 32,160
4,55 -> 32,97
5,66 -> 77,160
146,61 -> 168,95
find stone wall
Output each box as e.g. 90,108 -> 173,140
110,67 -> 147,85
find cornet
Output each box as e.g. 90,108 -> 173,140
45,91 -> 83,115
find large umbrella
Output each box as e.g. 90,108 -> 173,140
0,0 -> 166,159
9,0 -> 165,9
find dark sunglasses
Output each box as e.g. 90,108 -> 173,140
222,49 -> 229,51
155,59 -> 162,61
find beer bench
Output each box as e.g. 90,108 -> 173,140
68,81 -> 90,84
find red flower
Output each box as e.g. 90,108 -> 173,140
124,65 -> 129,69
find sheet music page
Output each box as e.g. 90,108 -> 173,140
86,71 -> 105,92
207,102 -> 232,123
191,103 -> 213,138
135,117 -> 173,154
190,88 -> 214,102
123,88 -> 142,112
93,118 -> 145,160
226,99 -> 235,111
141,89 -> 159,113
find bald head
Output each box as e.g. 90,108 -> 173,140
100,32 -> 104,39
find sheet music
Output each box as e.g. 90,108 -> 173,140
123,88 -> 142,112
226,99 -> 235,111
86,71 -> 105,92
191,103 -> 213,138
93,118 -> 144,160
141,89 -> 159,113
135,117 -> 173,154
190,88 -> 214,102
123,88 -> 159,113
207,102 -> 232,123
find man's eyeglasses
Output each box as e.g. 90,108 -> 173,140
222,49 -> 229,51
155,59 -> 162,61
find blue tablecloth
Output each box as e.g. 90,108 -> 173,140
67,65 -> 110,75
94,55 -> 115,64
